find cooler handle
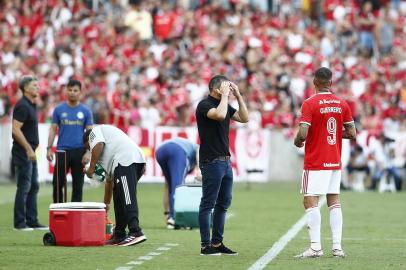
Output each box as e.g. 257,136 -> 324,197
53,212 -> 68,220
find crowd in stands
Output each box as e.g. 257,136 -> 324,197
1,0 -> 406,133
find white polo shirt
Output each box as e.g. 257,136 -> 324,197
89,125 -> 146,176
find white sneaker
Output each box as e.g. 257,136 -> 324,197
332,249 -> 346,258
166,217 -> 175,229
295,248 -> 324,258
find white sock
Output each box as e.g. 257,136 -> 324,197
329,204 -> 343,250
306,206 -> 321,251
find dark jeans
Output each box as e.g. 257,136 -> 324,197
52,148 -> 86,203
199,160 -> 233,247
13,157 -> 39,228
156,143 -> 188,219
347,165 -> 370,175
371,167 -> 402,191
113,163 -> 145,237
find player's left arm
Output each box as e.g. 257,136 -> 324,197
342,101 -> 356,140
294,123 -> 310,148
230,82 -> 249,123
85,142 -> 104,178
343,122 -> 356,140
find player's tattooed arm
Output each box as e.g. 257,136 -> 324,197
294,123 -> 309,148
343,122 -> 356,140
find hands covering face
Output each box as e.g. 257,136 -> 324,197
219,81 -> 231,97
229,81 -> 241,98
218,81 -> 241,98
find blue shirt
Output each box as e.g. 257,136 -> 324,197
161,138 -> 198,171
53,102 -> 93,150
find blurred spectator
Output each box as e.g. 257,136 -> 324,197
377,7 -> 395,55
0,91 -> 12,123
139,98 -> 161,129
347,144 -> 371,190
357,1 -> 376,57
152,2 -> 178,41
124,2 -> 153,40
369,134 -> 403,191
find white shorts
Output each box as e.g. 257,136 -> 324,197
300,170 -> 341,195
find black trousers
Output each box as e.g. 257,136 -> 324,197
113,162 -> 145,237
52,148 -> 86,203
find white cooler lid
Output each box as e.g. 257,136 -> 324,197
50,202 -> 106,209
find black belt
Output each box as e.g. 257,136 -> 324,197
202,156 -> 231,163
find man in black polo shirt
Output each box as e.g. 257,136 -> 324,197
12,76 -> 47,231
196,75 -> 249,255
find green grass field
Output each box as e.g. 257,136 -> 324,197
0,181 -> 405,270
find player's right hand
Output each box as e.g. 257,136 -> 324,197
27,149 -> 36,161
219,81 -> 230,97
46,150 -> 53,162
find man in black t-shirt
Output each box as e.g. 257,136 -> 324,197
195,75 -> 249,255
12,76 -> 47,231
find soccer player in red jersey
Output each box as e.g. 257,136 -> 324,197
294,67 -> 356,258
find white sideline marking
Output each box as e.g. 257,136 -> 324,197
165,243 -> 179,246
115,243 -> 178,270
157,247 -> 171,251
248,198 -> 326,270
147,252 -> 162,256
127,261 -> 143,265
138,256 -> 153,261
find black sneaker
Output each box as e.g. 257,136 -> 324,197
14,225 -> 34,231
28,223 -> 49,231
213,243 -> 238,255
200,246 -> 221,256
105,235 -> 126,245
117,233 -> 147,247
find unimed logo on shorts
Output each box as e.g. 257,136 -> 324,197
323,163 -> 340,167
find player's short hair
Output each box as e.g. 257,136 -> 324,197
67,79 -> 82,90
83,129 -> 92,144
19,76 -> 37,93
314,67 -> 332,81
208,75 -> 228,92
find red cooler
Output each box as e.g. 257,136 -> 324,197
43,202 -> 106,246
